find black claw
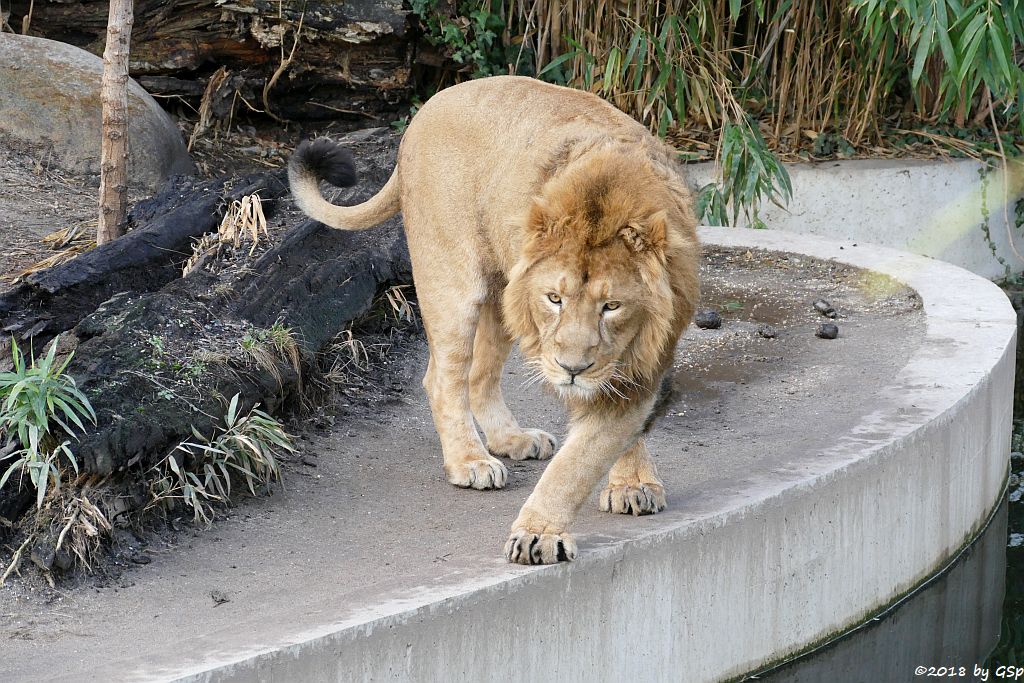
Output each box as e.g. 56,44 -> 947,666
527,535 -> 540,564
506,535 -> 521,563
556,540 -> 569,562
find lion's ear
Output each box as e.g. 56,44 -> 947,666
619,210 -> 667,253
525,198 -> 551,236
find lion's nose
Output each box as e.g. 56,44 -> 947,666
556,360 -> 594,378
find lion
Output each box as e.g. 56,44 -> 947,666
289,76 -> 699,565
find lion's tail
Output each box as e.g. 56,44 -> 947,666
288,138 -> 400,231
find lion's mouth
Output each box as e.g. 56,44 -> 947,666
551,371 -> 601,399
555,382 -> 595,400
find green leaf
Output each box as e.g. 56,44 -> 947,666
729,0 -> 742,22
934,0 -> 958,73
987,21 -> 1013,86
226,393 -> 240,427
910,26 -> 934,86
538,50 -> 576,78
956,13 -> 988,85
0,457 -> 25,493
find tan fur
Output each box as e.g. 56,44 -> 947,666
290,76 -> 699,564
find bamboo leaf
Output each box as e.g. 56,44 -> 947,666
934,0 -> 958,73
911,26 -> 934,86
987,21 -> 1013,86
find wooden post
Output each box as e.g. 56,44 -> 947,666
97,0 -> 134,245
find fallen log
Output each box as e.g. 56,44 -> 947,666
8,0 -> 413,123
0,128 -> 412,540
0,171 -> 289,356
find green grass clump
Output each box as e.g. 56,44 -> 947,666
0,337 -> 95,509
148,393 -> 295,525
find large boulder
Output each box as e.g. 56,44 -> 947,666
0,34 -> 195,190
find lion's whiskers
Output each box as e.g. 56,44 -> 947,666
520,359 -> 548,389
599,378 -> 628,400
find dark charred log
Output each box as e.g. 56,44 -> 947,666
0,171 -> 289,357
0,128 -> 410,531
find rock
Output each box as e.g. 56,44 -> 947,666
757,324 -> 778,339
816,323 -> 839,339
0,34 -> 195,191
30,542 -> 55,571
694,309 -> 722,329
813,299 -> 837,318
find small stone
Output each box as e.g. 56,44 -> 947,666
1011,473 -> 1021,488
757,324 -> 778,339
813,299 -> 837,318
816,323 -> 839,339
130,553 -> 152,565
1011,451 -> 1024,462
694,309 -> 722,329
30,544 -> 55,571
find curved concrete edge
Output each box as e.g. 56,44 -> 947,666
171,229 -> 1016,683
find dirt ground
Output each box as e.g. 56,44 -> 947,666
0,137 -> 102,279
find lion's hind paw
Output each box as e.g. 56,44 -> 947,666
598,482 -> 666,516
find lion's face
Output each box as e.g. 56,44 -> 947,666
502,144 -> 699,405
520,249 -> 651,400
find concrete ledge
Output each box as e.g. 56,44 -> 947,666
688,158 -> 1024,279
173,229 -> 1016,683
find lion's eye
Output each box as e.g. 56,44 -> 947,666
547,293 -> 562,305
603,301 -> 621,312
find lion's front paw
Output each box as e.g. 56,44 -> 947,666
445,455 -> 508,490
504,528 -> 577,564
599,481 -> 666,516
488,429 -> 557,461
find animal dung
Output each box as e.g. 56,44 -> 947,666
813,299 -> 837,318
816,323 -> 839,339
695,309 -> 722,329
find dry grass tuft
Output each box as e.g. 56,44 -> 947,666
239,320 -> 303,391
383,284 -> 417,323
4,221 -> 97,283
53,493 -> 112,572
183,193 -> 268,276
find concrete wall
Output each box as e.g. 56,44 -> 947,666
687,158 -> 1024,280
178,229 -> 1016,683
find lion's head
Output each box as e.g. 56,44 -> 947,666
503,143 -> 699,405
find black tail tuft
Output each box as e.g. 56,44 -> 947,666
290,138 -> 358,188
